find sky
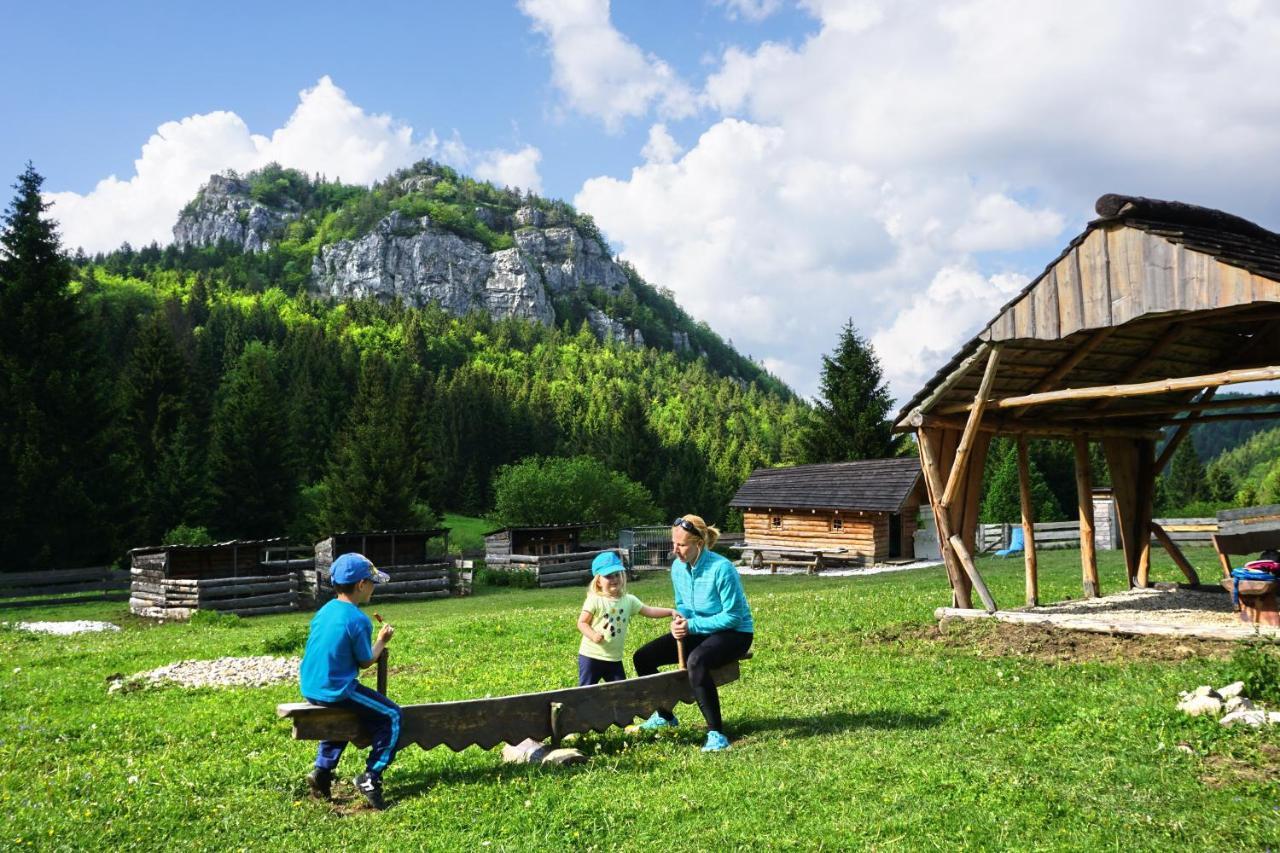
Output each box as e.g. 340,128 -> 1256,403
6,0 -> 1280,404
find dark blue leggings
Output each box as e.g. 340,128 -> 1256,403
307,682 -> 401,776
578,654 -> 626,685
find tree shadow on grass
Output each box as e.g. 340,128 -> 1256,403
734,707 -> 948,741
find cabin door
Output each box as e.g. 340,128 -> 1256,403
888,514 -> 902,558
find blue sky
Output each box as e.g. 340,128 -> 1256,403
6,1 -> 1280,402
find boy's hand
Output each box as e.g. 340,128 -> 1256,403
377,623 -> 395,644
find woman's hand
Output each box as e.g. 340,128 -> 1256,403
671,614 -> 688,639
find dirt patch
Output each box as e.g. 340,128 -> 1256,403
1200,743 -> 1280,788
867,619 -> 1234,664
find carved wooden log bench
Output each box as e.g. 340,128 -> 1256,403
278,653 -> 751,751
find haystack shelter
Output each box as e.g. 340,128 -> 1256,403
729,458 -> 926,568
894,194 -> 1280,615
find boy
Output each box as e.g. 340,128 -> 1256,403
299,552 -> 399,810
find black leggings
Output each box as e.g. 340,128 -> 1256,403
633,630 -> 753,733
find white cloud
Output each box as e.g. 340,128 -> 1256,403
714,0 -> 786,22
517,0 -> 698,130
474,146 -> 544,194
640,124 -> 683,164
871,267 -> 1026,401
46,77 -> 543,254
576,0 -> 1280,400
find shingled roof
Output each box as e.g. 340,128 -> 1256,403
729,458 -> 923,513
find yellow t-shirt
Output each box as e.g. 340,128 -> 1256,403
578,592 -> 645,662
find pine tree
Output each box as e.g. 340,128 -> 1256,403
321,353 -> 423,531
1164,440 -> 1208,511
798,320 -> 899,463
979,441 -> 1064,524
206,342 -> 296,539
0,164 -> 121,567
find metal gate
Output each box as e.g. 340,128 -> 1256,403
619,526 -> 673,569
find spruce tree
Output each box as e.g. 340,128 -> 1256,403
1164,440 -> 1208,511
798,320 -> 899,463
979,441 -> 1065,524
0,164 -> 120,567
206,341 -> 296,539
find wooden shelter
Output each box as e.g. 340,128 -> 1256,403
729,459 -> 925,568
309,529 -> 455,605
483,523 -> 591,559
894,194 -> 1280,612
130,538 -> 300,618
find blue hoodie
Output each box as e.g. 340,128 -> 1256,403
671,548 -> 754,634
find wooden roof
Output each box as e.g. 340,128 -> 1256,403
894,194 -> 1280,436
729,458 -> 923,513
481,522 -> 595,537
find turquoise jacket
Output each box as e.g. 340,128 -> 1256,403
671,548 -> 754,634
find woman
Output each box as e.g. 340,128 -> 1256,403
632,514 -> 754,752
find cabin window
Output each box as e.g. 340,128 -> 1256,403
770,515 -> 782,529
557,543 -> 566,554
831,517 -> 843,531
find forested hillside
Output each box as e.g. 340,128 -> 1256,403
2,165 -> 806,570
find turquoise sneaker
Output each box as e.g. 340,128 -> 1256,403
701,731 -> 731,752
635,711 -> 678,731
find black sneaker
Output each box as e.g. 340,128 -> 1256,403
353,771 -> 386,810
305,767 -> 332,800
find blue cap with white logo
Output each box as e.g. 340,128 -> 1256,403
330,552 -> 390,585
591,551 -> 626,577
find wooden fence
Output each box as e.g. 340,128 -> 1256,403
0,566 -> 129,609
976,517 -> 1217,553
486,549 -> 610,588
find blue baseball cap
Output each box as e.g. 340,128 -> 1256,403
591,551 -> 626,577
331,552 -> 390,585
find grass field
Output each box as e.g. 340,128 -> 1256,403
440,512 -> 491,553
2,547 -> 1278,850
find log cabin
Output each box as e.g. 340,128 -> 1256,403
729,458 -> 926,566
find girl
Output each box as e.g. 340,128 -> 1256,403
577,551 -> 676,685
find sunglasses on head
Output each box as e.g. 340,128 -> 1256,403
671,517 -> 702,538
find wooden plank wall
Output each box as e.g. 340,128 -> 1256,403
743,510 -> 890,560
986,227 -> 1280,343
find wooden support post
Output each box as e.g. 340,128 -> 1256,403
1074,437 -> 1099,598
1149,522 -> 1200,585
1016,435 -> 1039,607
1102,438 -> 1141,588
1135,439 -> 1155,587
948,534 -> 997,613
1212,534 -> 1233,579
917,427 -> 972,609
942,346 -> 1000,509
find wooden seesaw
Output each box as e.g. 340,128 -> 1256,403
277,648 -> 751,751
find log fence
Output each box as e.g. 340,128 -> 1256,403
486,549 -> 611,588
0,566 -> 128,609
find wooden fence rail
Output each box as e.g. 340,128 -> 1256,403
0,566 -> 129,608
976,517 -> 1218,553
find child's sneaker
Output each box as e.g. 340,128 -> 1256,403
701,731 -> 731,752
353,771 -> 386,810
632,711 -> 677,732
305,766 -> 332,800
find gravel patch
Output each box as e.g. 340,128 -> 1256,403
1032,586 -> 1240,628
109,655 -> 300,692
8,620 -> 121,635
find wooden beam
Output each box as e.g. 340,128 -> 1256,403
941,347 -> 1001,509
935,363 -> 1280,416
1149,522 -> 1200,585
1103,439 -> 1141,588
1153,388 -> 1217,475
1013,328 -> 1115,419
1211,534 -> 1233,580
911,413 -> 1162,441
1135,439 -> 1156,587
917,428 -> 971,609
949,534 -> 997,614
896,342 -> 991,428
1140,409 -> 1280,428
1016,435 -> 1039,607
1057,392 -> 1280,421
1074,437 -> 1099,598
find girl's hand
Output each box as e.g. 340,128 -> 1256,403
593,632 -> 606,644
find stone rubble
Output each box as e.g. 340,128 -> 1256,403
1177,680 -> 1280,727
9,620 -> 121,635
108,655 -> 300,693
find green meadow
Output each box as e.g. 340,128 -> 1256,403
2,547 -> 1277,851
